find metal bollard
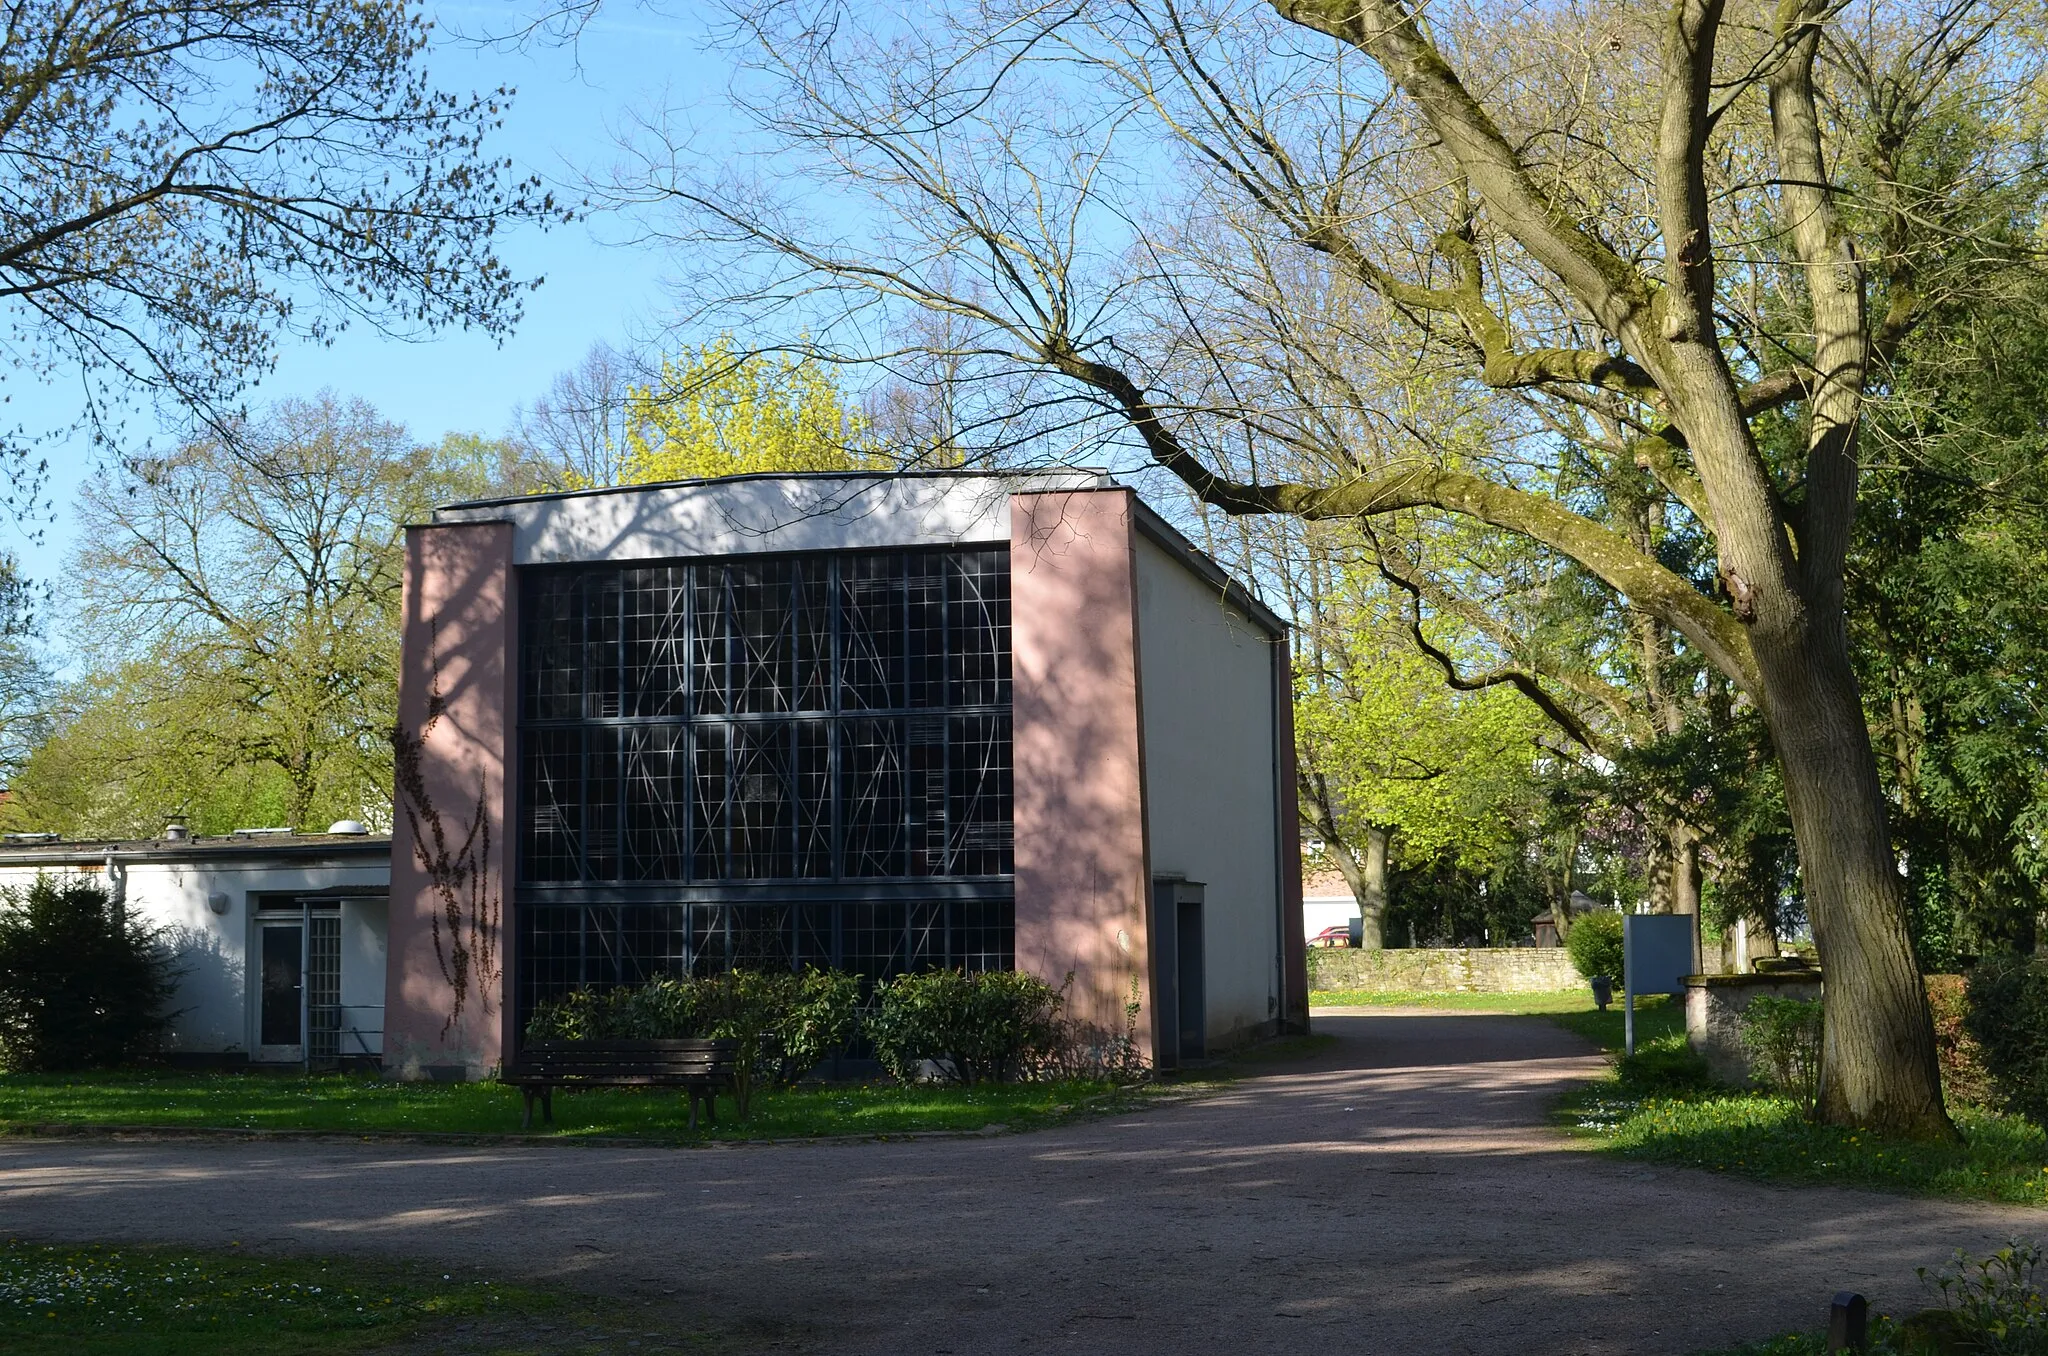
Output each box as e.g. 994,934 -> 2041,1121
1827,1291 -> 1869,1353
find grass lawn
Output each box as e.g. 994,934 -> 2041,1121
1554,999 -> 2048,1205
1310,988 -> 1598,1013
1308,986 -> 2048,1204
0,1069 -> 1129,1143
0,1239 -> 740,1355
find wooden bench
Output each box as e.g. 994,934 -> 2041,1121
504,1038 -> 740,1131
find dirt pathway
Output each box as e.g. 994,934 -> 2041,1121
0,1010 -> 2034,1354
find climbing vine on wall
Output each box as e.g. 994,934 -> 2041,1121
389,619 -> 501,1035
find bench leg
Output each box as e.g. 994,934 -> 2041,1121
521,1089 -> 535,1131
687,1088 -> 700,1133
542,1089 -> 554,1126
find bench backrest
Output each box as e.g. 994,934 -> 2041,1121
515,1038 -> 739,1078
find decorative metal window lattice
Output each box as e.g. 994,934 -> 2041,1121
519,548 -> 1013,885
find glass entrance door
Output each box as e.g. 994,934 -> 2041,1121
257,920 -> 304,1062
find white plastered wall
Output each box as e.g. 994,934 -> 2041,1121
1132,534 -> 1284,1047
0,859 -> 388,1056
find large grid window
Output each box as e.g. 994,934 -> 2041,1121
519,547 -> 1013,884
517,897 -> 1016,1015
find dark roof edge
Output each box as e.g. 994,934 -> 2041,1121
432,465 -> 1113,516
0,838 -> 392,868
1127,499 -> 1289,637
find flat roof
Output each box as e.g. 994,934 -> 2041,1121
0,831 -> 392,867
428,468 -> 1288,635
435,465 -> 1115,514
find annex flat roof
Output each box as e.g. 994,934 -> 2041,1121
0,831 -> 392,868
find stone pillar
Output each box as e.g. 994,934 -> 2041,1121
1009,489 -> 1153,1053
384,521 -> 516,1080
1684,971 -> 1825,1085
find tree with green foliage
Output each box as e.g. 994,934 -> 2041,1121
5,397 -> 529,837
1851,272 -> 2048,967
619,338 -> 885,484
1294,554 -> 1551,948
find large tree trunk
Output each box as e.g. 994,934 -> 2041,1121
1316,820 -> 1391,949
1357,824 -> 1390,950
1753,624 -> 1950,1137
1667,823 -> 1703,975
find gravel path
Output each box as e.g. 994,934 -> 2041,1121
1,1009 -> 2035,1354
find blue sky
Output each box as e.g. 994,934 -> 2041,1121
13,3 -> 727,582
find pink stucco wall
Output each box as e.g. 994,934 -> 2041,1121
1275,640 -> 1310,1032
1009,490 -> 1155,1053
385,521 -> 515,1079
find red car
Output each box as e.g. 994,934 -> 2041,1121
1310,924 -> 1353,948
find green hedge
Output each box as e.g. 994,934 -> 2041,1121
526,966 -> 1108,1099
865,969 -> 1064,1085
1965,955 -> 2048,1128
1926,974 -> 1996,1110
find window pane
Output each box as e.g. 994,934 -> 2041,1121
519,548 -> 1013,892
842,717 -> 904,877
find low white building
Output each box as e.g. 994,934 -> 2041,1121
1301,865 -> 1359,943
0,829 -> 391,1066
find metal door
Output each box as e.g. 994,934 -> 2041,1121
256,920 -> 304,1062
1150,878 -> 1207,1066
255,908 -> 343,1066
1176,896 -> 1206,1060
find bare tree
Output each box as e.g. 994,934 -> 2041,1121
514,341 -> 641,486
609,0 -> 2048,1134
0,1 -> 561,495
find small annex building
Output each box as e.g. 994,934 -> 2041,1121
0,828 -> 391,1066
0,471 -> 1306,1075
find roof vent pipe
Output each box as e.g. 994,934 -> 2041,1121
163,824 -> 189,842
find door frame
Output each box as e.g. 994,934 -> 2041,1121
250,897 -> 346,1068
253,914 -> 308,1065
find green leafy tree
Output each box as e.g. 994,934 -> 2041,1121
632,0 -> 2048,1134
1295,567 -> 1550,948
6,397 -> 526,837
1851,273 -> 2048,967
619,338 -> 885,483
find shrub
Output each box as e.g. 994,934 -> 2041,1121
866,968 -> 1064,1084
776,968 -> 862,1085
522,968 -> 863,1117
0,874 -> 178,1071
1926,974 -> 1996,1110
1028,974 -> 1150,1084
1900,1238 -> 2048,1356
1566,911 -> 1624,982
1740,995 -> 1824,1119
1966,955 -> 2048,1128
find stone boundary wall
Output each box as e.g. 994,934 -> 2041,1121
1309,947 -> 1581,994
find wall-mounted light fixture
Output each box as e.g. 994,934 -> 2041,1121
206,891 -> 231,916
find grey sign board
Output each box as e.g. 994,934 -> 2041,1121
1623,913 -> 1697,1055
